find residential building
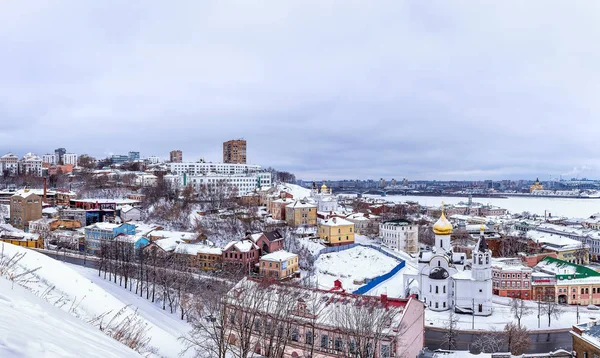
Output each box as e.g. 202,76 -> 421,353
259,250 -> 299,279
128,151 -> 140,161
223,139 -> 247,164
29,218 -> 81,234
345,212 -> 380,236
224,277 -> 425,358
10,190 -> 42,231
404,214 -> 493,316
318,217 -> 355,246
167,161 -> 261,176
285,200 -> 317,226
169,150 -> 183,163
222,239 -> 260,271
48,164 -> 73,175
246,230 -> 284,255
63,153 -> 78,167
0,152 -> 19,175
84,222 -> 136,254
54,148 -> 66,163
182,172 -> 271,196
269,197 -> 293,221
120,205 -> 142,222
527,230 -> 589,265
174,243 -> 223,270
147,156 -> 161,164
380,219 -> 419,254
491,258 -> 533,299
572,320 -> 600,358
19,153 -> 43,176
111,155 -> 130,165
42,154 -> 57,165
0,231 -> 43,248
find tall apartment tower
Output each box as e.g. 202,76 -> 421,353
223,139 -> 247,164
170,150 -> 183,163
55,148 -> 66,164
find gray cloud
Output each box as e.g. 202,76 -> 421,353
1,1 -> 599,180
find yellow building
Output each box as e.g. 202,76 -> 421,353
318,217 -> 355,246
284,200 -> 317,226
259,250 -> 299,280
0,234 -> 43,248
530,177 -> 544,192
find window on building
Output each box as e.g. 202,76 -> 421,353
320,334 -> 329,348
443,286 -> 446,293
306,330 -> 313,344
381,344 -> 390,358
436,286 -> 439,294
335,337 -> 343,351
435,302 -> 439,308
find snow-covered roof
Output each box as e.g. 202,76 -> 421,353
120,205 -> 139,213
260,250 -> 297,262
148,230 -> 198,242
12,190 -> 39,199
154,237 -> 183,252
286,200 -> 316,209
86,222 -> 121,231
224,239 -> 258,253
320,217 -> 354,227
175,243 -> 222,256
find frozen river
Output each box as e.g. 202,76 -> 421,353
364,194 -> 600,218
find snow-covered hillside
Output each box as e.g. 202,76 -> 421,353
0,243 -> 192,358
313,246 -> 399,291
0,276 -> 141,358
276,183 -> 312,199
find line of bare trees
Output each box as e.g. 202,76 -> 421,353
97,240 -> 202,321
182,278 -> 404,358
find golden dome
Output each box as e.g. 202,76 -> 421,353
480,224 -> 486,232
433,207 -> 453,236
321,183 -> 328,190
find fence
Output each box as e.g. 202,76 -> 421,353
311,241 -> 406,296
352,260 -> 406,295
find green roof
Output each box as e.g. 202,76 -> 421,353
540,256 -> 600,279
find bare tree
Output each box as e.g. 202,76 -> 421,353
503,322 -> 530,355
509,298 -> 533,328
332,296 -> 401,358
181,280 -> 234,358
472,328 -> 503,354
441,310 -> 459,350
416,219 -> 434,246
540,300 -> 563,328
574,243 -> 589,265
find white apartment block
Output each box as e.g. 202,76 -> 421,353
1,153 -> 19,175
63,153 -> 78,167
380,219 -> 419,254
42,154 -> 57,165
165,172 -> 271,196
167,162 -> 261,176
19,153 -> 43,176
147,156 -> 161,164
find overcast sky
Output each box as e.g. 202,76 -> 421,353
1,1 -> 599,181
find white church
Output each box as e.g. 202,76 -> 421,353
405,207 -> 493,316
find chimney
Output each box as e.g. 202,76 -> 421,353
43,177 -> 47,202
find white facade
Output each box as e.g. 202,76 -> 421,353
147,156 -> 161,164
167,162 -> 261,176
0,153 -> 19,175
42,154 -> 57,165
165,172 -> 272,196
63,153 -> 78,167
405,212 -> 493,316
380,219 -> 419,254
120,206 -> 142,222
310,184 -> 338,212
19,153 -> 43,176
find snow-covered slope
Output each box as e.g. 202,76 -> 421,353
277,183 -> 312,199
0,276 -> 141,358
314,246 -> 399,291
0,243 -> 192,358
